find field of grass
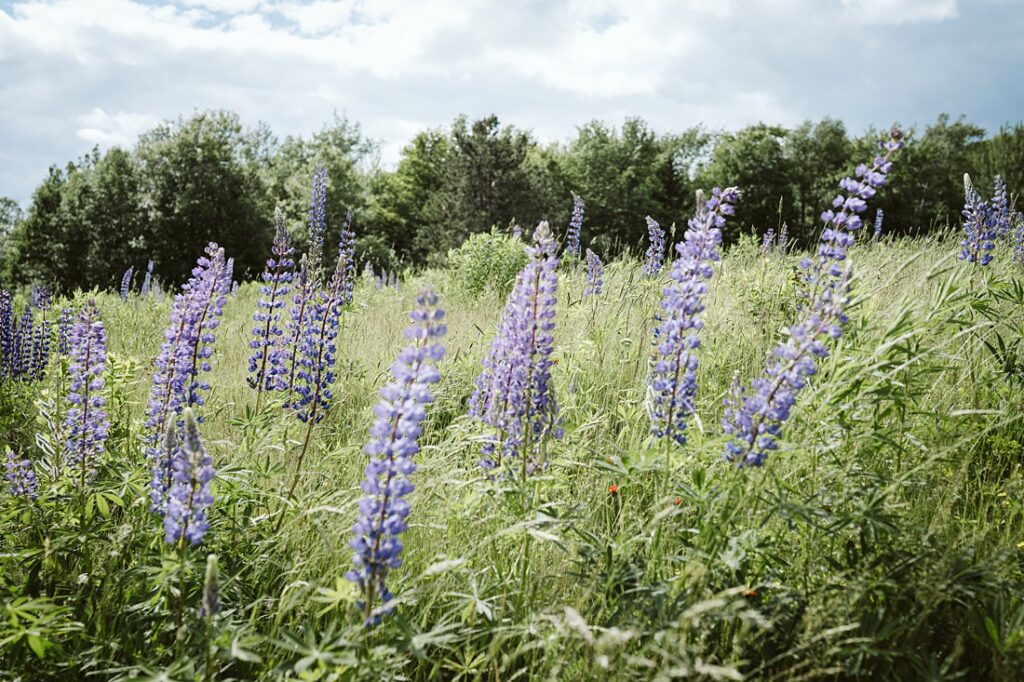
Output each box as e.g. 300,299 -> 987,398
3,230 -> 1024,680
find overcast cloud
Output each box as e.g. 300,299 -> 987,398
1,0 -> 1021,203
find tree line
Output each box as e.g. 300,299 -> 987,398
1,110 -> 1021,292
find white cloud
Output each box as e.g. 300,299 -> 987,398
839,0 -> 958,23
76,109 -> 162,146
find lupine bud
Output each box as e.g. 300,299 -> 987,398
200,553 -> 221,618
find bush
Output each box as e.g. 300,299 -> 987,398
446,230 -> 528,298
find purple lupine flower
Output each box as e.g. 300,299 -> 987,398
32,286 -> 50,311
872,210 -> 884,242
145,243 -> 230,510
347,287 -> 446,625
248,209 -> 294,396
723,129 -> 904,467
283,256 -> 315,393
290,255 -> 347,424
10,304 -> 31,380
162,408 -> 216,546
141,260 -> 155,297
29,311 -> 51,381
512,223 -> 523,240
0,291 -> 13,381
644,216 -> 666,277
760,228 -> 776,255
992,175 -> 1012,241
584,248 -> 604,297
338,211 -> 357,306
778,222 -> 789,254
565,192 -> 584,262
56,307 -> 74,356
469,222 -> 562,473
959,174 -> 997,266
307,163 -> 329,281
1014,212 -> 1024,266
648,187 -> 740,445
4,450 -> 38,500
64,300 -> 109,487
120,267 -> 134,300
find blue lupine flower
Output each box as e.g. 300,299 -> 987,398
64,300 -> 109,487
644,216 -> 666,276
0,291 -> 13,381
120,267 -> 134,300
347,287 -> 446,625
141,260 -> 155,297
1014,212 -> 1024,266
584,248 -> 604,297
29,309 -> 51,381
248,209 -> 294,395
4,450 -> 38,500
992,175 -> 1012,241
146,243 -> 230,510
470,222 -> 562,473
648,187 -> 740,446
873,210 -> 884,241
760,228 -> 775,256
162,408 -> 216,546
565,192 -> 584,262
723,129 -> 904,466
307,164 -> 329,280
959,174 -> 997,266
56,307 -> 74,356
338,211 -> 357,306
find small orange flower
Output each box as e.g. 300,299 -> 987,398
744,590 -> 758,598
673,497 -> 682,505
608,484 -> 619,494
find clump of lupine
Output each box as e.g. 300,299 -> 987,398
141,260 -> 155,296
470,222 -> 562,475
64,300 -> 109,487
0,290 -> 13,381
584,248 -> 604,297
644,216 -> 666,276
565,192 -> 584,262
307,164 -> 329,280
4,449 -> 38,500
959,174 -> 997,266
873,210 -> 884,241
120,267 -> 134,300
347,287 -> 446,625
145,243 -> 230,510
248,209 -> 294,398
723,129 -> 904,466
760,228 -> 776,255
162,408 -> 216,546
648,187 -> 740,446
0,293 -> 51,383
338,211 -> 357,306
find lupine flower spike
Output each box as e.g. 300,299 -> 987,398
248,208 -> 294,400
0,291 -> 13,381
644,216 -> 666,276
162,408 -> 216,546
778,222 -> 789,255
470,222 -> 562,475
959,174 -> 997,266
648,187 -> 740,445
761,228 -> 776,255
120,267 -> 134,300
723,129 -> 903,467
338,211 -> 357,306
872,210 -> 884,242
307,164 -> 329,281
565,192 -> 584,263
992,175 -> 1012,241
584,249 -> 604,297
141,260 -> 155,296
64,300 -> 109,487
347,287 -> 446,625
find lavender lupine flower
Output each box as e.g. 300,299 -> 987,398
248,209 -> 294,395
120,267 -> 134,300
565,192 -> 584,262
141,260 -> 155,296
960,174 -> 997,266
723,129 -> 904,467
56,307 -> 74,356
347,287 -> 446,625
778,222 -> 789,255
145,244 -> 230,509
992,175 -> 1012,241
291,255 -> 347,424
873,210 -> 884,241
307,164 -> 329,280
163,408 -> 216,546
644,216 -> 666,277
512,223 -> 523,240
338,211 -> 357,306
64,300 -> 109,486
760,228 -> 776,255
0,291 -> 13,381
648,187 -> 740,445
9,304 -> 31,381
4,450 -> 38,500
283,257 -> 315,393
584,248 -> 604,297
32,286 -> 50,311
469,222 -> 562,473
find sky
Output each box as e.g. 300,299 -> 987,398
0,0 -> 1022,204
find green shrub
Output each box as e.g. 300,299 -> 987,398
446,230 -> 527,298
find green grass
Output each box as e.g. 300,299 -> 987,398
3,233 -> 1024,680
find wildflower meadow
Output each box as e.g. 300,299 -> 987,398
5,129 -> 1024,681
